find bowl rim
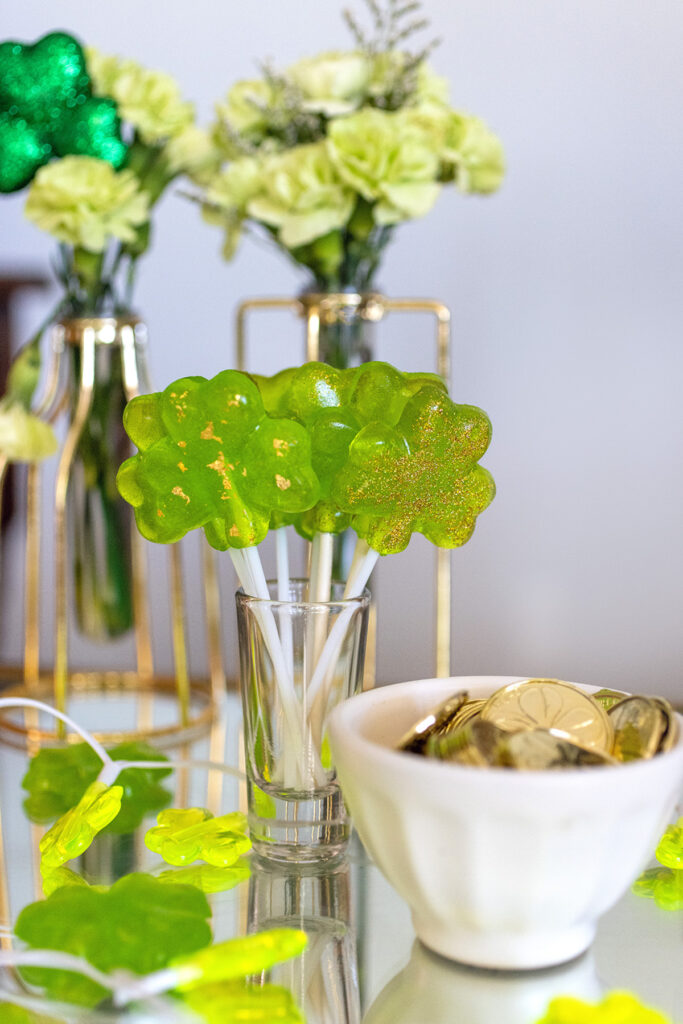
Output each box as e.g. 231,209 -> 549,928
328,675 -> 683,787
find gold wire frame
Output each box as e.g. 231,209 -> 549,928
0,316 -> 225,747
235,292 -> 452,679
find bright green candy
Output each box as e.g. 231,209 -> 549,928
39,781 -> 123,870
535,992 -> 672,1024
182,981 -> 305,1024
172,929 -> 308,990
15,873 -> 212,1007
23,740 -> 172,834
656,818 -> 683,870
158,859 -> 251,894
40,864 -> 92,898
118,370 -> 320,550
1,1006 -> 61,1024
333,383 -> 495,554
633,868 -> 683,911
0,32 -> 126,192
145,807 -> 251,867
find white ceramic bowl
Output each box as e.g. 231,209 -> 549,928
328,676 -> 683,970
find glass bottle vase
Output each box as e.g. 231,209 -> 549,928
59,316 -> 150,642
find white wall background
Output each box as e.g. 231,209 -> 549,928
1,0 -> 682,701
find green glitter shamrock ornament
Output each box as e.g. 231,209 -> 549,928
332,381 -> 495,554
39,780 -> 123,870
117,370 -> 320,550
0,31 -> 127,192
535,991 -> 672,1024
15,873 -> 212,1007
145,807 -> 252,867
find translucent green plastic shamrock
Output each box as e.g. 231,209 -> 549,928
182,981 -> 305,1024
118,370 -> 320,550
333,382 -> 495,554
40,864 -> 91,898
2,1007 -> 61,1024
655,817 -> 683,870
0,32 -> 126,192
23,740 -> 172,834
39,781 -> 123,870
172,929 -> 308,990
157,859 -> 252,894
632,867 -> 683,911
535,992 -> 672,1024
145,807 -> 251,867
15,873 -> 212,1007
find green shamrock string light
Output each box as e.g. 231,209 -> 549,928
23,740 -> 172,834
15,874 -> 212,1007
182,982 -> 305,1024
157,860 -> 252,894
535,991 -> 672,1024
39,781 -> 123,871
0,31 -> 127,192
633,816 -> 683,911
145,807 -> 251,867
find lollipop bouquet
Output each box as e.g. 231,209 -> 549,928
118,360 -> 494,853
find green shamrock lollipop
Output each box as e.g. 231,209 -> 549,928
118,370 -> 320,550
0,32 -> 127,192
332,382 -> 495,554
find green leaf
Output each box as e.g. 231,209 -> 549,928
15,873 -> 212,1007
182,981 -> 305,1024
22,741 -> 172,834
145,808 -> 251,867
0,1006 -> 62,1024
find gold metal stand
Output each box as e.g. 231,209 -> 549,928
0,316 -> 225,747
235,292 -> 452,678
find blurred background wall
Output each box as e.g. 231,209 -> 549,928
1,0 -> 681,700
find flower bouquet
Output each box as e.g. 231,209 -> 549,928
201,0 -> 504,367
0,30 -> 217,640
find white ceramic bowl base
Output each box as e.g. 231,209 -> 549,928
328,676 -> 683,971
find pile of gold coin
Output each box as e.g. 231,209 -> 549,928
397,679 -> 680,770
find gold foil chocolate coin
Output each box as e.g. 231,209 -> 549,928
426,719 -> 511,767
447,698 -> 487,732
505,729 -> 618,770
592,688 -> 627,711
609,696 -> 668,761
652,698 -> 680,754
397,690 -> 469,754
480,678 -> 614,753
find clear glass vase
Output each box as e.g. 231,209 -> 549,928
60,316 -> 150,642
300,291 -> 377,370
236,579 -> 369,864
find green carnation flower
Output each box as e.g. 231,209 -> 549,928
87,48 -> 193,143
327,107 -> 440,225
203,156 -> 264,258
450,114 -> 505,194
215,79 -> 279,137
286,50 -> 370,116
0,403 -> 57,462
166,124 -> 221,184
25,155 -> 149,251
247,141 -> 355,247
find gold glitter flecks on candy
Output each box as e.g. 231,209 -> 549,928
275,475 -> 291,491
200,422 -> 223,443
171,486 -> 190,505
273,438 -> 290,456
177,462 -> 188,473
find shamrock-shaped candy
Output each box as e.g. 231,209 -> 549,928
145,807 -> 251,867
23,740 -> 172,834
0,32 -> 127,192
39,781 -> 123,870
15,873 -> 212,1007
332,382 -> 495,554
118,370 -> 320,550
253,361 -> 448,538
